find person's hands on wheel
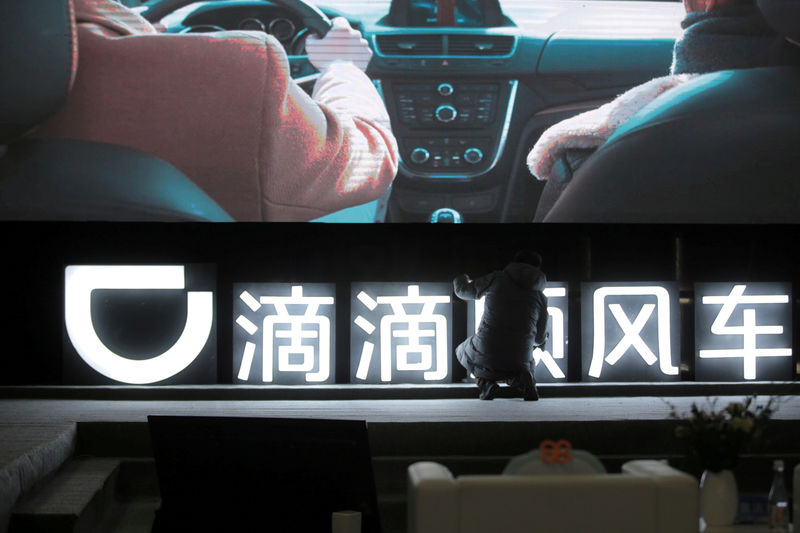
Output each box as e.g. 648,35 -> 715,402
305,16 -> 373,72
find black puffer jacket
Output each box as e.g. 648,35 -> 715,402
454,262 -> 548,372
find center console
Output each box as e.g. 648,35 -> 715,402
371,0 -> 521,221
384,79 -> 516,177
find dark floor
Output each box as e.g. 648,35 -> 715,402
2,386 -> 798,533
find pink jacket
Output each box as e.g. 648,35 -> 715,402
36,0 -> 398,221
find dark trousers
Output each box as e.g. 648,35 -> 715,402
456,340 -> 535,382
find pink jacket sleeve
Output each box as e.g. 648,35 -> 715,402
35,0 -> 398,221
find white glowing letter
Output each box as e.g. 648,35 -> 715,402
239,285 -> 334,383
376,285 -> 450,382
589,286 -> 677,378
699,285 -> 792,380
64,265 -> 213,384
354,284 -> 451,383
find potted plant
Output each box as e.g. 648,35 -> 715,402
669,396 -> 777,527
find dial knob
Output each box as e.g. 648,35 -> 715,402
437,83 -> 454,96
435,105 -> 458,123
410,147 -> 430,164
464,147 -> 484,164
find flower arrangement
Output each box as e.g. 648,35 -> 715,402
668,396 -> 777,473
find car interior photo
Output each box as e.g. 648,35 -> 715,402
1,0 -> 798,223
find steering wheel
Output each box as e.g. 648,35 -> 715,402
140,0 -> 333,37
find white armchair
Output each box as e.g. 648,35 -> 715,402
407,459 -> 699,533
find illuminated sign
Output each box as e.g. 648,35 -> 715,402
695,283 -> 793,381
233,284 -> 336,384
468,283 -> 569,382
63,265 -> 216,385
350,283 -> 452,383
581,282 -> 680,381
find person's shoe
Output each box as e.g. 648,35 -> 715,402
509,371 -> 539,401
476,377 -> 499,400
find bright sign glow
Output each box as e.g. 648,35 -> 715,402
471,283 -> 569,382
233,284 -> 336,384
582,283 -> 680,381
350,283 -> 451,383
64,265 -> 214,384
695,283 -> 793,381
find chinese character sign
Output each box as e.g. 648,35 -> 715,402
350,283 -> 452,383
695,283 -> 792,381
581,282 -> 680,382
468,283 -> 569,382
233,284 -> 336,384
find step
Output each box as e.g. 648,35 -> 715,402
9,457 -> 121,533
0,423 -> 77,531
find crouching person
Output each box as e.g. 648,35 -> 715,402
453,250 -> 548,401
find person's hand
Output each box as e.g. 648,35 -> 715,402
305,17 -> 373,72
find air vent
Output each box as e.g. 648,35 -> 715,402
447,35 -> 514,56
376,34 -> 444,56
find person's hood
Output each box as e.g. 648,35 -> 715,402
503,262 -> 546,290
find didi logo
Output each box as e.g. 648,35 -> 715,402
64,265 -> 214,384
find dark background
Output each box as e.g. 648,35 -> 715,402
2,222 -> 798,385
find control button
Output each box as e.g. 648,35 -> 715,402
455,94 -> 476,105
435,105 -> 458,123
464,147 -> 484,165
437,83 -> 454,96
410,147 -> 430,164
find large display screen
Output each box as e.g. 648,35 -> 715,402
1,0 -> 795,225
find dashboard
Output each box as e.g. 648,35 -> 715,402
160,0 -> 685,222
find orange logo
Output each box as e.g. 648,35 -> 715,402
539,439 -> 572,464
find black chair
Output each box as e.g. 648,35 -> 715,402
0,0 -> 233,221
537,0 -> 800,224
